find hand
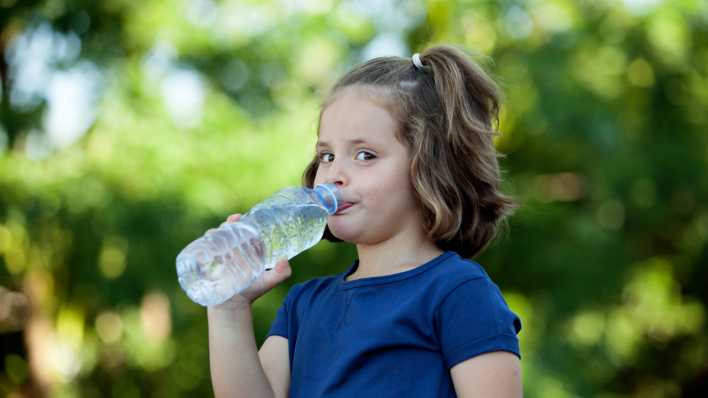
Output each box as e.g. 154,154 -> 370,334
210,213 -> 293,310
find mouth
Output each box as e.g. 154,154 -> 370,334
335,202 -> 355,215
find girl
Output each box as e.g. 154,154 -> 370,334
208,45 -> 523,397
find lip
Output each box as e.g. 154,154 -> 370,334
335,202 -> 355,215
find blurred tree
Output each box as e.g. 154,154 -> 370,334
1,0 -> 707,397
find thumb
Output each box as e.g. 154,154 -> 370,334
263,258 -> 292,287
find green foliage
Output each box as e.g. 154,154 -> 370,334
1,0 -> 707,396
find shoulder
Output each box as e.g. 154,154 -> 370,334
441,251 -> 489,278
430,253 -> 522,366
425,251 -> 494,293
433,252 -> 517,318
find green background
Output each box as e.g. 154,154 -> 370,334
1,0 -> 707,396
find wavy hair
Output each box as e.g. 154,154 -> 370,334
302,45 -> 519,258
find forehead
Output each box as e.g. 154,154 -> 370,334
317,89 -> 399,147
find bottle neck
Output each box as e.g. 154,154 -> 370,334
313,183 -> 341,215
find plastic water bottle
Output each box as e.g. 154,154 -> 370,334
176,183 -> 341,306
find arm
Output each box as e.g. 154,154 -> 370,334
451,351 -> 522,398
208,213 -> 292,398
208,300 -> 277,398
437,278 -> 523,397
258,335 -> 290,398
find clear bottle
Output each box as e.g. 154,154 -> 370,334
176,183 -> 341,306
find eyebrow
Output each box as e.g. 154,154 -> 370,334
316,138 -> 373,148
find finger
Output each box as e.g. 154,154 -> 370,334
271,260 -> 292,282
255,259 -> 291,293
263,259 -> 287,273
274,258 -> 290,274
227,214 -> 242,223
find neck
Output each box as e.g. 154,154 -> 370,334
350,229 -> 444,281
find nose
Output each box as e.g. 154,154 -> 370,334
324,159 -> 348,187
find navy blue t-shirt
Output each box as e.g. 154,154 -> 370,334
266,250 -> 521,397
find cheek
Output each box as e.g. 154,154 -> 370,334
313,169 -> 324,186
364,184 -> 402,211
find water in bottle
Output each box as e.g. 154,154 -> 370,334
176,183 -> 341,306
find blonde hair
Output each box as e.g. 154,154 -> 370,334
303,45 -> 519,258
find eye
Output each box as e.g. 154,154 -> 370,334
356,150 -> 376,161
318,152 -> 334,163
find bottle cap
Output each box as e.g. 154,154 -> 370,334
314,183 -> 341,215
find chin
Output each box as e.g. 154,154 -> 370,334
328,225 -> 361,243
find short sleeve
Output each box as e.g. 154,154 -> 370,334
266,283 -> 304,339
435,278 -> 522,368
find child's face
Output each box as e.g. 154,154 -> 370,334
314,89 -> 423,245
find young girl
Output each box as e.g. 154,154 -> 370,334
208,45 -> 523,397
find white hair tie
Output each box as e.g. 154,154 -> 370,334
411,53 -> 424,70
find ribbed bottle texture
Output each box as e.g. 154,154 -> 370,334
176,184 -> 340,306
